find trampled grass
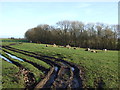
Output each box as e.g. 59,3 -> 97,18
10,43 -> 118,88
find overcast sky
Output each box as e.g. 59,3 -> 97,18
0,1 -> 118,38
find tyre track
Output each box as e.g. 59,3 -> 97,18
2,49 -> 49,73
2,46 -> 61,88
2,46 -> 83,88
1,55 -> 36,89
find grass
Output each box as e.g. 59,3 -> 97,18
1,50 -> 44,88
1,42 -> 19,46
9,42 -> 118,88
1,38 -> 29,42
2,59 -> 24,88
2,48 -> 50,69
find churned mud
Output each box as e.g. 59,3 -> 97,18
2,46 -> 83,89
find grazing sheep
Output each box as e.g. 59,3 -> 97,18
19,42 -> 22,44
91,50 -> 97,53
59,46 -> 64,48
73,47 -> 77,49
85,48 -> 90,51
103,49 -> 107,51
53,44 -> 57,47
66,45 -> 71,49
45,45 -> 48,47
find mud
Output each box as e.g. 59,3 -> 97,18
1,55 -> 36,89
2,45 -> 83,89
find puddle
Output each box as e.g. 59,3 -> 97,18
72,77 -> 80,88
61,62 -> 68,66
71,67 -> 75,71
55,67 -> 58,72
43,71 -> 46,73
43,66 -> 59,88
0,54 -> 12,63
61,62 -> 75,71
60,62 -> 80,88
6,53 -> 24,62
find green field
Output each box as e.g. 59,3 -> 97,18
1,50 -> 45,88
1,42 -> 118,88
2,59 -> 24,88
0,38 -> 29,42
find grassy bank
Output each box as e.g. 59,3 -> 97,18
10,43 -> 118,88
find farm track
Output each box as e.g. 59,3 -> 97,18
1,56 -> 36,89
2,49 -> 49,73
52,66 -> 73,88
2,46 -> 61,88
2,45 -> 83,89
1,51 -> 57,89
2,46 -> 60,67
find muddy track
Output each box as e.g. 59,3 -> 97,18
1,53 -> 57,89
2,49 -> 49,73
52,61 -> 82,88
52,66 -> 72,88
2,46 -> 60,67
2,46 -> 83,88
2,46 -> 61,88
2,54 -> 23,68
41,66 -> 59,88
1,57 -> 36,89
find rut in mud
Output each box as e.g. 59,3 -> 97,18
2,47 -> 61,88
0,54 -> 12,63
2,50 -> 49,73
2,46 -> 83,89
1,56 -> 36,89
1,52 -> 51,89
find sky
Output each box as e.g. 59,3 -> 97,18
0,1 -> 118,38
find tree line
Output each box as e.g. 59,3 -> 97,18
25,20 -> 119,50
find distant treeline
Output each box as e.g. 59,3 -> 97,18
25,20 -> 119,50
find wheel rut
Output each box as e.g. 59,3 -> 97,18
2,45 -> 83,89
1,56 -> 36,89
2,49 -> 49,73
2,46 -> 61,89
